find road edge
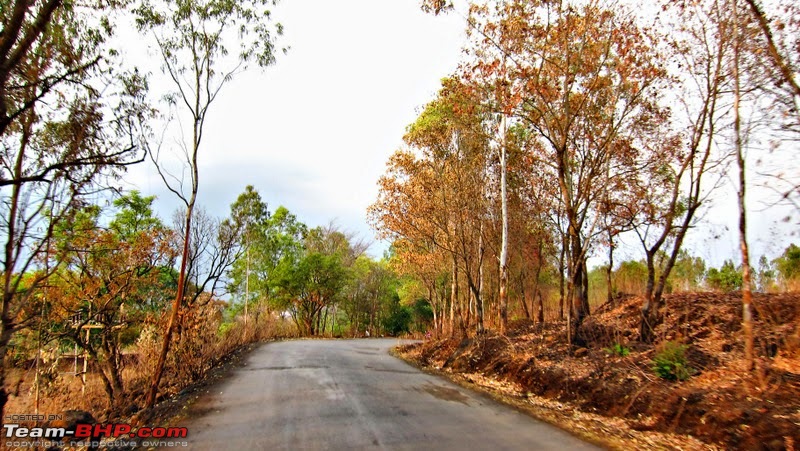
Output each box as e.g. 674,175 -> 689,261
389,345 -> 638,451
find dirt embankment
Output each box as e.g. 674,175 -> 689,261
397,292 -> 800,450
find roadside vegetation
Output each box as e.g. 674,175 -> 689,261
384,0 -> 800,448
0,0 -> 427,425
1,0 -> 798,448
4,184 -> 431,421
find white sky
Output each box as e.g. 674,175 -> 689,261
124,0 -> 467,258
121,0 -> 797,267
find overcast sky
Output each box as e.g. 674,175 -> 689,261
124,0 -> 466,258
122,0 -> 796,267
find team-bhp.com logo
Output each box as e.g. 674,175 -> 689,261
4,423 -> 188,448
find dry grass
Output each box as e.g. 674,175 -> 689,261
400,291 -> 800,450
4,308 -> 298,424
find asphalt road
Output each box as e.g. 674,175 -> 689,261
179,339 -> 600,450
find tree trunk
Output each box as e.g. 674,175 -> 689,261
519,273 -> 531,320
607,234 -> 615,304
733,0 -> 754,371
476,222 -> 485,333
536,291 -> 545,324
558,235 -> 566,320
146,204 -> 193,408
450,258 -> 459,337
244,245 -> 250,332
499,114 -> 509,335
449,263 -> 456,337
569,234 -> 589,345
640,250 -> 660,342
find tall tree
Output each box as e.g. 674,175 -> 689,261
372,78 -> 493,336
0,1 -> 148,417
468,0 -> 668,343
632,0 -> 734,341
136,0 -> 284,408
730,0 -> 755,371
228,186 -> 270,329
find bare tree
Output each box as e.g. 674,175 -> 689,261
136,0 -> 283,408
634,0 -> 733,342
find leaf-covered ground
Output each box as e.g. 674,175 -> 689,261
396,292 -> 800,450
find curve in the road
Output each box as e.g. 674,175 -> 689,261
179,339 -> 601,451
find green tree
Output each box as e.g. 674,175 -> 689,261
272,251 -> 349,336
227,186 -> 270,329
410,298 -> 434,333
382,294 -> 412,336
773,244 -> 800,288
342,257 -> 400,337
615,260 -> 649,295
756,255 -> 777,292
110,191 -> 164,240
668,250 -> 707,293
706,260 -> 744,292
232,205 -> 307,314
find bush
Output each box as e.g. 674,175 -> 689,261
218,321 -> 235,337
604,343 -> 630,357
383,305 -> 413,336
652,341 -> 694,381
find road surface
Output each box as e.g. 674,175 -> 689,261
179,339 -> 599,450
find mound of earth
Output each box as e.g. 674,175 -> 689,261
398,292 -> 799,450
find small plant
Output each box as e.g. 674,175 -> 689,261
652,341 -> 694,381
604,343 -> 631,357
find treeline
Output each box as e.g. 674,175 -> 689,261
0,0 -> 294,420
371,0 -> 800,349
225,186 -> 430,339
587,248 -> 800,306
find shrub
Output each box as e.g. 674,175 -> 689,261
218,321 -> 235,337
383,305 -> 413,336
604,343 -> 630,357
652,341 -> 694,381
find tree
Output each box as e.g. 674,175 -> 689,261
174,206 -> 240,309
469,0 -> 668,343
773,243 -> 800,288
731,0 -> 756,370
756,255 -> 777,292
631,0 -> 736,342
390,240 -> 449,337
0,1 -> 149,417
272,238 -> 349,336
382,294 -> 413,336
227,186 -> 270,330
406,80 -> 492,335
738,1 -> 800,224
371,78 -> 494,337
44,194 -> 174,412
669,251 -> 707,293
706,260 -> 744,292
135,0 -> 284,408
